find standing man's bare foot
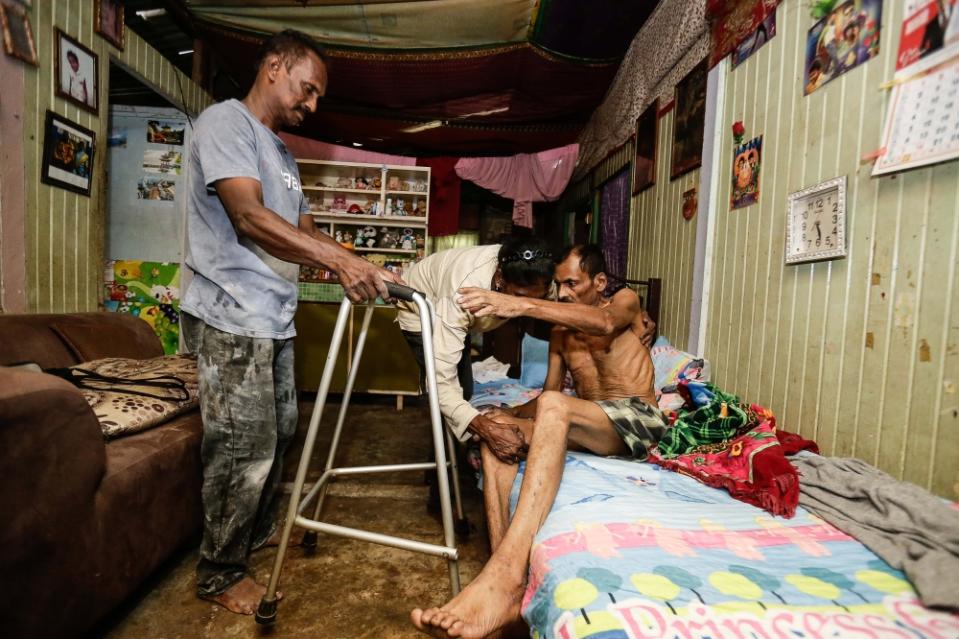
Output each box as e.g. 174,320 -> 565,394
411,560 -> 525,638
201,576 -> 281,615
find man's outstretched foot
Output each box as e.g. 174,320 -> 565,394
411,561 -> 525,638
200,576 -> 281,615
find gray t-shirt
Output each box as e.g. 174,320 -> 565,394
182,99 -> 309,339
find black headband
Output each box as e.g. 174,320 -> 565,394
498,249 -> 553,265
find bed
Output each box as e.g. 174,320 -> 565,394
505,452 -> 958,638
469,279 -> 959,639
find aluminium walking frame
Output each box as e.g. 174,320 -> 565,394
256,282 -> 465,625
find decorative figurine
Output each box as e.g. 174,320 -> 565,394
341,231 -> 354,249
401,228 -> 415,250
387,175 -> 401,191
334,230 -> 343,243
394,199 -> 407,216
336,176 -> 351,188
361,226 -> 378,248
372,176 -> 382,189
332,194 -> 347,211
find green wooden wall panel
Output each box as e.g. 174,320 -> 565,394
628,100 -> 699,346
20,0 -> 211,313
701,0 -> 958,498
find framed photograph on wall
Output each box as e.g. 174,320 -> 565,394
41,110 -> 96,197
55,29 -> 99,114
0,3 -> 38,66
670,59 -> 708,180
632,99 -> 658,195
95,0 -> 125,50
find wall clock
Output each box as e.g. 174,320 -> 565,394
785,176 -> 847,264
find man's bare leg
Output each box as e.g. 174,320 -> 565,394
481,443 -> 520,552
411,391 -> 624,638
201,577 -> 281,615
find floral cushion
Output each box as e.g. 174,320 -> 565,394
70,354 -> 198,439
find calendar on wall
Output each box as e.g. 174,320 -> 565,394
873,55 -> 959,176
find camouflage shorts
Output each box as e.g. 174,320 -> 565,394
595,397 -> 666,461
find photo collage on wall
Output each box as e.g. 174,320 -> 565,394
137,119 -> 186,202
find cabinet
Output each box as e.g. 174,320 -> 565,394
293,303 -> 421,402
296,159 -> 430,283
293,160 -> 430,402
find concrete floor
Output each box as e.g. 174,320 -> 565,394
96,398 -> 491,639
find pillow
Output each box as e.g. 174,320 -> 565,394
650,336 -> 710,392
61,354 -> 198,439
519,333 -> 550,389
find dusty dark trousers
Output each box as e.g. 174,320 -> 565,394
182,313 -> 298,596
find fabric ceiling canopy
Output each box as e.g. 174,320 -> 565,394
183,0 -> 658,156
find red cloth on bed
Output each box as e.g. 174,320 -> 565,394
649,405 -> 816,518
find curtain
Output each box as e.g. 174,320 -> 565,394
430,231 -> 478,254
417,156 -> 463,237
600,169 -> 631,280
454,144 -> 579,228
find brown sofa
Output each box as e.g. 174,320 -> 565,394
0,312 -> 203,638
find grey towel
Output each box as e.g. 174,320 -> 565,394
793,455 -> 959,611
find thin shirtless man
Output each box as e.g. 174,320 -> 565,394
411,244 -> 666,639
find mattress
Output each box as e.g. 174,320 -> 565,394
507,452 -> 959,639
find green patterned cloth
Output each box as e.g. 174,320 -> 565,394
656,384 -> 757,459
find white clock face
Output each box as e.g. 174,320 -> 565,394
786,177 -> 846,264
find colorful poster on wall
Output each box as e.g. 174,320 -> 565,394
732,10 -> 777,68
707,0 -> 779,68
804,0 -> 882,95
104,260 -> 181,354
146,119 -> 185,146
142,149 -> 183,174
731,136 -> 762,209
896,0 -> 959,74
137,177 -> 176,201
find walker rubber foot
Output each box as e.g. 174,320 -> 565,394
255,598 -> 277,625
455,517 -> 470,541
301,531 -> 318,554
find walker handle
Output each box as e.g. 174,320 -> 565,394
385,281 -> 420,302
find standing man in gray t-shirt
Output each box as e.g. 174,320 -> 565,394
181,29 -> 399,615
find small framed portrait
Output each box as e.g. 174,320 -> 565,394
95,0 -> 125,51
0,3 -> 38,66
55,29 -> 99,114
632,99 -> 658,195
670,59 -> 708,180
41,110 -> 96,197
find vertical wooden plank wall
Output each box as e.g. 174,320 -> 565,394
21,1 -> 210,313
627,106 -> 700,346
706,0 -> 959,498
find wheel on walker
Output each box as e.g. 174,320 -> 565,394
254,597 -> 278,625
